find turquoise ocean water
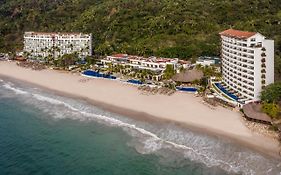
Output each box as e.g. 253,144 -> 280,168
0,78 -> 280,175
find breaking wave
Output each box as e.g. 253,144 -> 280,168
1,80 -> 281,175
3,83 -> 28,95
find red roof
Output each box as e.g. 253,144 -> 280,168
219,29 -> 256,39
15,56 -> 26,61
112,54 -> 127,58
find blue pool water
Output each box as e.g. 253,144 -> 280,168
176,86 -> 198,92
127,79 -> 143,85
82,70 -> 116,79
214,83 -> 239,101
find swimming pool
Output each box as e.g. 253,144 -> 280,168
176,87 -> 197,92
127,79 -> 143,85
214,83 -> 239,101
82,70 -> 117,79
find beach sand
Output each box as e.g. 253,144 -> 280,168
0,61 -> 280,158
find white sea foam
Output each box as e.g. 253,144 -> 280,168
2,83 -> 281,175
2,83 -> 28,94
18,90 -> 240,173
28,93 -> 270,175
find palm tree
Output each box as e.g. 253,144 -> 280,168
107,63 -> 113,73
23,51 -> 31,59
195,64 -> 203,70
141,70 -> 148,80
69,44 -> 74,52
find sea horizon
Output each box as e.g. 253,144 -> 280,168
0,77 -> 281,175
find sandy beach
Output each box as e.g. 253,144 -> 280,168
0,61 -> 280,158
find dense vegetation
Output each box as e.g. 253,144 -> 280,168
261,82 -> 281,119
0,0 -> 281,79
261,82 -> 281,103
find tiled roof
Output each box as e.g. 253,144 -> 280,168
112,54 -> 128,58
242,103 -> 272,123
219,29 -> 257,39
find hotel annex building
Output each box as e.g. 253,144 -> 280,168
23,32 -> 92,59
220,29 -> 274,103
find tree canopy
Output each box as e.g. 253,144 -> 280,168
163,64 -> 176,80
54,53 -> 78,67
260,82 -> 281,103
262,102 -> 280,119
0,0 -> 281,79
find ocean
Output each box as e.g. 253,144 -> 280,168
0,78 -> 280,175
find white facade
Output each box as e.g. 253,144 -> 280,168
0,53 -> 9,60
196,59 -> 216,66
24,32 -> 92,59
220,29 -> 274,103
100,54 -> 189,72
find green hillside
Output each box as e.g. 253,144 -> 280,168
0,0 -> 281,79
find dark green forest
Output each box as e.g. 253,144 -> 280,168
0,0 -> 281,79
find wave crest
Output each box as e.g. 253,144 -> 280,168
3,83 -> 28,94
1,82 -> 281,175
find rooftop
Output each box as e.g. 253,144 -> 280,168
108,54 -> 180,64
172,69 -> 204,83
112,54 -> 128,58
219,29 -> 257,39
242,103 -> 272,123
25,31 -> 90,36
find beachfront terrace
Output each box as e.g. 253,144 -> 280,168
100,54 -> 189,73
212,80 -> 257,106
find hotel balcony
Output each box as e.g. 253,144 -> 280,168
223,80 -> 254,99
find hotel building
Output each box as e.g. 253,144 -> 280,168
220,29 -> 274,103
24,32 -> 92,59
101,54 -> 189,72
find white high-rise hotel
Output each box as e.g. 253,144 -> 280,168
24,32 -> 92,59
220,29 -> 274,103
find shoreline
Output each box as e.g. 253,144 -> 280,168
0,61 -> 280,159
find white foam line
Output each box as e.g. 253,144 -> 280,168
0,83 -> 252,174
2,83 -> 28,95
31,92 -> 237,173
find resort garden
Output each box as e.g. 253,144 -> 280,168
260,82 -> 281,120
15,49 -> 225,97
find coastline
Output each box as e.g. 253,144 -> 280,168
0,61 -> 280,159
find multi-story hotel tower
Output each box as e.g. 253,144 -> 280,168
24,32 -> 92,59
220,29 -> 274,103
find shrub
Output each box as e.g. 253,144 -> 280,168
262,102 -> 280,119
163,64 -> 176,80
260,82 -> 281,103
